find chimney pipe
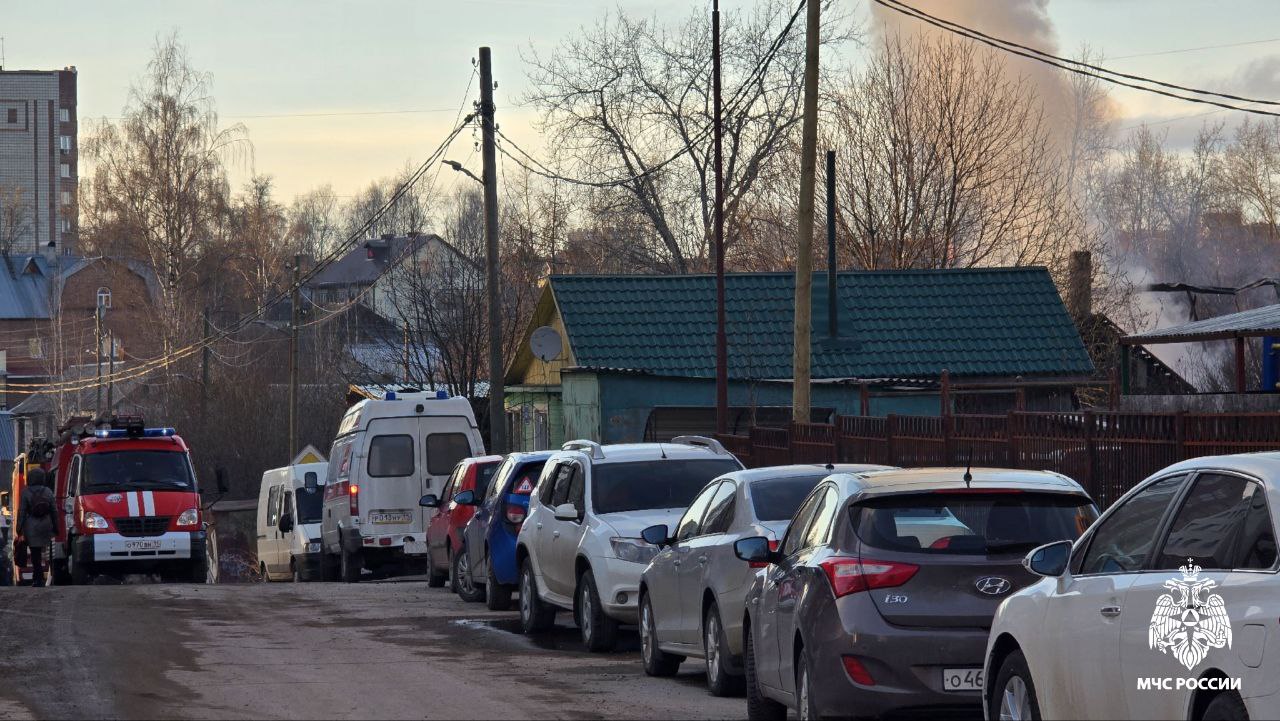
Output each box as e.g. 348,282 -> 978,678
1067,250 -> 1092,325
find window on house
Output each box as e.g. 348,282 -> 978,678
59,136 -> 71,153
60,163 -> 70,178
61,191 -> 71,206
59,108 -> 70,123
60,219 -> 71,233
6,109 -> 16,124
97,287 -> 112,309
28,337 -> 43,359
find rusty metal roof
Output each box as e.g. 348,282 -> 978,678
1122,304 -> 1280,344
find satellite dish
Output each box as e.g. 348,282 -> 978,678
530,326 -> 563,363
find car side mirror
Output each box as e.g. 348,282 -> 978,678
1024,540 -> 1072,578
215,467 -> 229,494
304,471 -> 318,492
453,489 -> 477,506
641,524 -> 670,547
553,503 -> 580,522
419,494 -> 441,508
734,536 -> 774,565
279,514 -> 294,533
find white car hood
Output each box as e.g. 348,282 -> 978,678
598,508 -> 685,538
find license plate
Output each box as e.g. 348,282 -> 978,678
942,668 -> 984,692
125,540 -> 162,551
369,512 -> 412,525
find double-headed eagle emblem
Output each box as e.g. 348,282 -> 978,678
1148,560 -> 1232,670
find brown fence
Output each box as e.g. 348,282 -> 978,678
718,411 -> 1280,508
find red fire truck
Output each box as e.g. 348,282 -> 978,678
55,416 -> 213,584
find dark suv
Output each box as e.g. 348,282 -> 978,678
734,467 -> 1097,720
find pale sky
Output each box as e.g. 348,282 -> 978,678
6,0 -> 1280,202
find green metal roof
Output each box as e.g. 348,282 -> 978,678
548,268 -> 1094,381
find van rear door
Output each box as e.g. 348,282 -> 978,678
363,418 -> 422,537
419,418 -> 480,506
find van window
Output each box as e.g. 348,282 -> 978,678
426,433 -> 471,476
328,438 -> 354,482
282,490 -> 294,524
368,435 -> 415,477
296,485 -> 324,523
267,485 -> 282,527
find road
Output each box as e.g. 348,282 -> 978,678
0,578 -> 743,720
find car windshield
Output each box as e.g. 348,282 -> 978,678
82,451 -> 195,492
295,485 -> 324,523
476,462 -> 499,498
751,474 -> 827,521
852,492 -> 1097,555
592,459 -> 742,514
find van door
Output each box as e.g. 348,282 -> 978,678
419,423 -> 476,527
363,418 -> 421,539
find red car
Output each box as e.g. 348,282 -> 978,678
423,455 -> 502,600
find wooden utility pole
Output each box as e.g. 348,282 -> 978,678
479,46 -> 506,455
792,0 -> 820,423
713,0 -> 728,435
106,329 -> 115,410
201,308 -> 211,413
289,255 -> 300,460
826,150 -> 837,339
94,303 -> 103,414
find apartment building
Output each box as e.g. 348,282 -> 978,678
0,67 -> 77,256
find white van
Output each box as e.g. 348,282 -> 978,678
256,463 -> 328,582
321,390 -> 485,582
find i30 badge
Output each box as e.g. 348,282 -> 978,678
975,576 -> 1012,596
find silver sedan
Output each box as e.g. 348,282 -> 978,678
636,463 -> 893,696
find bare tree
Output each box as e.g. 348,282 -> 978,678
524,0 -> 853,272
288,184 -> 342,257
0,184 -> 34,263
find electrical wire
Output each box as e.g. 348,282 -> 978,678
1110,37 -> 1280,61
874,0 -> 1280,118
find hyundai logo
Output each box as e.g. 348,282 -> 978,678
975,576 -> 1013,596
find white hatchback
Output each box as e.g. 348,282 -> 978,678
984,452 -> 1280,721
515,437 -> 743,652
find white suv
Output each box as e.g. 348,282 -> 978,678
516,437 -> 744,651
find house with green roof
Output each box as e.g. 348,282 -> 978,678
504,268 -> 1094,449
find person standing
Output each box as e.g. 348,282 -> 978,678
17,468 -> 58,587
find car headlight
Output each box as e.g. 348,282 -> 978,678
83,511 -> 109,529
611,537 -> 658,564
308,542 -> 321,553
176,508 -> 200,527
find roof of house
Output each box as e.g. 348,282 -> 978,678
308,234 -> 442,288
0,255 -> 160,320
530,268 -> 1093,381
1123,303 -> 1280,344
0,411 -> 15,462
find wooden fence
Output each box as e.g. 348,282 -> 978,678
717,411 -> 1280,508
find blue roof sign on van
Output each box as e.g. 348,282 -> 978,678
385,391 -> 397,400
436,390 -> 448,399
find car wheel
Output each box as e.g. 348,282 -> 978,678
704,602 -> 745,696
485,553 -> 513,611
519,558 -> 556,633
189,556 -> 209,584
992,650 -> 1041,721
260,562 -> 271,582
640,591 -> 682,677
68,550 -> 91,585
426,544 -> 447,588
576,569 -> 619,652
291,559 -> 301,583
744,619 -> 786,721
797,651 -> 820,721
1203,692 -> 1249,721
340,545 -> 361,583
453,546 -> 485,602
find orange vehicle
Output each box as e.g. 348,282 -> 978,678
6,439 -> 56,585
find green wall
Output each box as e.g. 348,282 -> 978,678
505,389 -> 565,451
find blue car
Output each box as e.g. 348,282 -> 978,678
459,451 -> 553,609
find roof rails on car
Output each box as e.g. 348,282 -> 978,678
562,439 -> 606,460
671,435 -> 730,456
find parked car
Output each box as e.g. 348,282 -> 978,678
985,453 -> 1280,721
256,462 -> 327,581
516,437 -> 744,651
458,450 -> 554,610
637,463 -> 894,696
421,454 -> 503,599
734,467 -> 1097,720
321,390 -> 485,582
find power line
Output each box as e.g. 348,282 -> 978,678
1111,37 -> 1280,61
874,0 -> 1280,118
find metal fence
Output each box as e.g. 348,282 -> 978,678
718,411 -> 1280,508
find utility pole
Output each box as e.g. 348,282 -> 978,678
106,329 -> 115,410
479,46 -> 506,455
289,254 -> 300,460
713,0 -> 728,436
201,308 -> 211,413
94,303 -> 103,415
826,150 -> 838,339
792,0 -> 820,423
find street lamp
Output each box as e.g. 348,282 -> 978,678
442,160 -> 483,186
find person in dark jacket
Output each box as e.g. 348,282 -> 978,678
17,468 -> 58,587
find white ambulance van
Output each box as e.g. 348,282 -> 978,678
321,390 -> 484,582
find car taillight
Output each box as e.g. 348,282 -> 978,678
504,502 -> 525,525
841,656 -> 876,686
819,557 -> 918,598
349,483 -> 359,514
749,539 -> 780,569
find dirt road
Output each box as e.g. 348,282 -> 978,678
0,579 -> 742,720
